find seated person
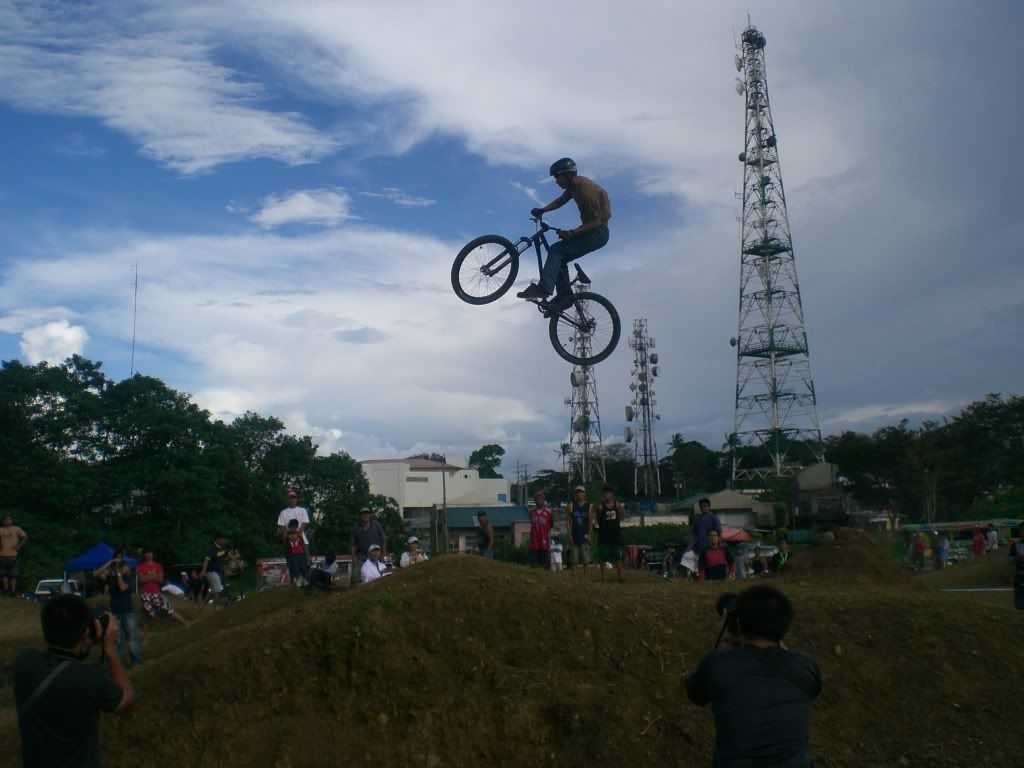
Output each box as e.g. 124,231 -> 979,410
360,545 -> 390,584
307,554 -> 340,591
400,537 -> 429,568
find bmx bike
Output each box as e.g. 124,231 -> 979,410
450,218 -> 621,366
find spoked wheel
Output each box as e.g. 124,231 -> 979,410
548,291 -> 621,366
451,235 -> 520,304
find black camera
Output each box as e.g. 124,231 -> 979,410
89,610 -> 110,642
714,592 -> 739,649
715,592 -> 738,617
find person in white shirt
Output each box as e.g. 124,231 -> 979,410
985,525 -> 998,553
277,489 -> 310,548
550,534 -> 564,572
308,554 -> 340,591
400,537 -> 429,568
360,545 -> 389,584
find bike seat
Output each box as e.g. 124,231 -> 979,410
573,264 -> 592,285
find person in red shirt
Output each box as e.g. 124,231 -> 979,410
528,491 -> 555,569
698,530 -> 736,583
284,519 -> 311,586
136,547 -> 188,625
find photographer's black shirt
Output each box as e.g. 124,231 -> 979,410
686,646 -> 821,768
14,648 -> 124,768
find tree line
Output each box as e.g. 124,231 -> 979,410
0,356 -> 408,588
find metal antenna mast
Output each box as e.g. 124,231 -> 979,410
730,22 -> 824,483
625,319 -> 661,521
565,282 -> 606,487
129,263 -> 138,377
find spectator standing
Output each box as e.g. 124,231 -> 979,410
750,545 -> 768,576
284,519 -> 310,586
477,511 -> 495,558
350,507 -> 387,584
595,485 -> 626,582
691,498 -> 722,556
0,514 -> 28,597
199,534 -> 232,607
971,527 -> 985,557
985,524 -> 998,553
14,594 -> 134,768
360,544 -> 389,584
1009,526 -> 1024,610
278,489 -> 311,565
686,585 -> 821,768
769,538 -> 791,574
911,532 -> 927,569
94,552 -> 142,668
527,491 -> 554,569
400,536 -> 429,568
136,548 -> 188,626
933,534 -> 950,570
567,485 -> 593,578
698,530 -> 735,583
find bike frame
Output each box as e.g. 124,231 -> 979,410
481,220 -> 557,280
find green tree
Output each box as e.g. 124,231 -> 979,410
467,443 -> 505,478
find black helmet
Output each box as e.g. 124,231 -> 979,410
549,157 -> 577,177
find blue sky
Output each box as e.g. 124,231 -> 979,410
1,0 -> 1021,471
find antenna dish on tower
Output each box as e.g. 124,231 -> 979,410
735,54 -> 744,71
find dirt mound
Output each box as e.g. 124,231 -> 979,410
919,550 -> 1016,590
3,558 -> 1023,768
782,528 -> 919,588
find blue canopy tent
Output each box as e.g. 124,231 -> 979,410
63,543 -> 140,596
64,542 -> 139,572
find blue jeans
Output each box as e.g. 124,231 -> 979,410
539,226 -> 609,296
115,612 -> 142,665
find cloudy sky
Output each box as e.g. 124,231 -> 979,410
0,0 -> 1020,471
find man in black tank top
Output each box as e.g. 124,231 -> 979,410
595,485 -> 625,582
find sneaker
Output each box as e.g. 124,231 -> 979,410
516,283 -> 548,300
542,294 -> 574,317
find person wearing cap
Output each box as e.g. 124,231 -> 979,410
278,489 -> 311,567
360,544 -> 389,584
527,491 -> 555,569
400,536 -> 429,568
567,485 -> 594,578
477,511 -> 495,559
350,507 -> 387,584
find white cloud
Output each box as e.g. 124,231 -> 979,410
19,320 -> 89,364
360,188 -> 436,208
509,181 -> 544,205
0,5 -> 339,173
250,189 -> 353,229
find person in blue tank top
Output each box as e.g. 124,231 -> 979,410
567,485 -> 594,578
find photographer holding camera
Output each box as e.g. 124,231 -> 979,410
14,594 -> 134,767
686,585 -> 821,768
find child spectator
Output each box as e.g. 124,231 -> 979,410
284,519 -> 310,587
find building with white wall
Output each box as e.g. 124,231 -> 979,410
361,458 -> 514,528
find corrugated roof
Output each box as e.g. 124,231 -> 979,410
446,505 -> 529,528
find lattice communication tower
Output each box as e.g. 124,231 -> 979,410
564,285 -> 606,486
625,319 -> 661,498
729,23 -> 824,483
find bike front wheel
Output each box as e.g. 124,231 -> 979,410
548,291 -> 621,366
451,235 -> 520,305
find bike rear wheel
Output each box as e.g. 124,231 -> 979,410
451,235 -> 520,305
548,291 -> 621,366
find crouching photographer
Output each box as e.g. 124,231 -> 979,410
685,585 -> 821,768
14,593 -> 134,767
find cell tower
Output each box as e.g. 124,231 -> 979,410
729,22 -> 824,483
564,291 -> 606,486
625,319 -> 661,506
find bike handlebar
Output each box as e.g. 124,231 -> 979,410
530,216 -> 563,235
